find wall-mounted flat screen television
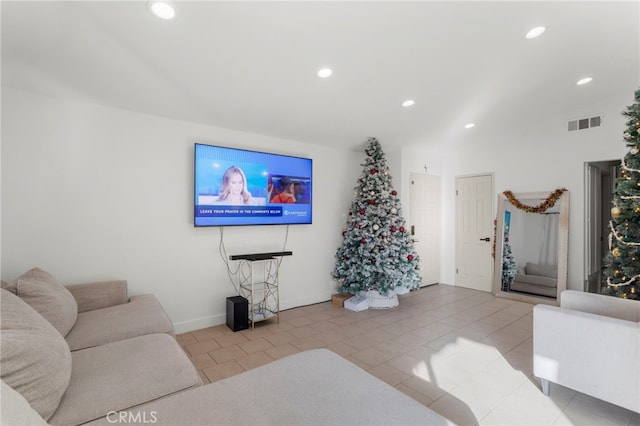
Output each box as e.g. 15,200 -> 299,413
194,143 -> 312,227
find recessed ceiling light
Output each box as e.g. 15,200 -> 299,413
464,123 -> 475,129
576,77 -> 593,86
317,68 -> 333,78
402,100 -> 415,108
526,26 -> 546,39
148,1 -> 175,20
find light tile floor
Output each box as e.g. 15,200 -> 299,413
177,284 -> 640,426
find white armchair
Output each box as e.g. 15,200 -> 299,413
533,290 -> 640,413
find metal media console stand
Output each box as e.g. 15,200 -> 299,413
229,251 -> 292,329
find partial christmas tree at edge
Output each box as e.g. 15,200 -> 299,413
603,88 -> 640,299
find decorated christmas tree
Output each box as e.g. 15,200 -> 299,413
501,235 -> 517,291
603,88 -> 640,299
332,138 -> 421,297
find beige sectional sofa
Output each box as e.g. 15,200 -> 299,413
1,267 -> 202,425
1,267 -> 453,426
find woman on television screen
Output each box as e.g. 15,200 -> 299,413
216,166 -> 255,205
269,177 -> 296,204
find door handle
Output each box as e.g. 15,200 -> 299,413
480,237 -> 490,242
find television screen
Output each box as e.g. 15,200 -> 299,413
194,143 -> 312,227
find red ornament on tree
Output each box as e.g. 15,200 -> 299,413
370,169 -> 377,175
399,226 -> 405,233
391,190 -> 397,196
407,254 -> 414,261
360,238 -> 367,244
359,209 -> 365,215
391,226 -> 397,232
368,199 -> 375,205
342,231 -> 346,237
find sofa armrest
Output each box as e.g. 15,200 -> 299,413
533,304 -> 640,412
65,280 -> 128,313
561,290 -> 640,322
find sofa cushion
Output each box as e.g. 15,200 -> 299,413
65,294 -> 175,351
49,333 -> 202,426
11,267 -> 78,336
0,289 -> 72,421
66,280 -> 129,313
85,349 -> 454,426
514,273 -> 557,288
1,380 -> 48,426
525,262 -> 557,278
509,281 -> 557,298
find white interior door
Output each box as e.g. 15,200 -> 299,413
455,174 -> 494,292
409,173 -> 441,286
584,160 -> 620,293
585,164 -> 602,293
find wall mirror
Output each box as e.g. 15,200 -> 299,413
492,190 -> 569,305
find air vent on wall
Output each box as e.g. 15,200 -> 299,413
568,115 -> 602,132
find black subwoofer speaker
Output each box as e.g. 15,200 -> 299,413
226,296 -> 248,332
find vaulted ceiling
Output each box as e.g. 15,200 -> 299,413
2,1 -> 638,151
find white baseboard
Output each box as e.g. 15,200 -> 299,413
173,313 -> 226,334
280,293 -> 332,311
172,293 -> 332,334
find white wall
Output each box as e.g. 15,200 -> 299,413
3,86 -> 635,331
1,88 -> 361,332
398,90 -> 633,291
